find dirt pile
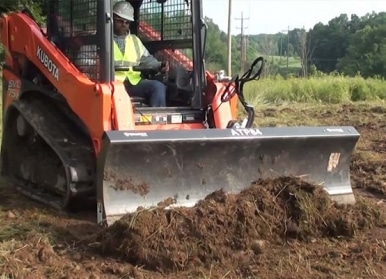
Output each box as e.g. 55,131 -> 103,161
97,176 -> 385,272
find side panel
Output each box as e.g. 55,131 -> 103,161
2,68 -> 22,114
3,13 -> 116,153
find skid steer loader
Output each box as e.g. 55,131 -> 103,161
0,0 -> 360,227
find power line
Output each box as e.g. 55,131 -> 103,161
235,12 -> 249,73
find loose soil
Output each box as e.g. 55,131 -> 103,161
1,102 -> 386,279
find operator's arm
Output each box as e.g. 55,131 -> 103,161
139,49 -> 162,69
135,35 -> 164,70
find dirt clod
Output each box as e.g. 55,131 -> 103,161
251,239 -> 265,254
104,169 -> 149,196
6,210 -> 17,219
72,252 -> 83,261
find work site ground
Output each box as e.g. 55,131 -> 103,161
0,102 -> 385,279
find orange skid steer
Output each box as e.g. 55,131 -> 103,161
0,0 -> 360,227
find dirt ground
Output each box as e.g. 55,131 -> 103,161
0,102 -> 386,279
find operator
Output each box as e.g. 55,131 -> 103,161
112,1 -> 168,107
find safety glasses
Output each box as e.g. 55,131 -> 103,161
114,17 -> 130,25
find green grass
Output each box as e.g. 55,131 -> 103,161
243,74 -> 386,106
267,55 -> 301,68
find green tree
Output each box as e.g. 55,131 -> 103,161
1,0 -> 46,24
203,17 -> 227,72
308,14 -> 351,73
337,24 -> 386,77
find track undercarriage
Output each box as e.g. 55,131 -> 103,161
1,96 -> 96,211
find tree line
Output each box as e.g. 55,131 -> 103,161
1,1 -> 385,79
205,11 -> 386,78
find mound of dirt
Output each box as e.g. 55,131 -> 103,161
96,176 -> 385,272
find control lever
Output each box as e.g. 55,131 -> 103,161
114,65 -> 159,76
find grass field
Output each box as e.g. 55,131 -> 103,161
244,74 -> 386,106
267,55 -> 301,68
0,75 -> 385,278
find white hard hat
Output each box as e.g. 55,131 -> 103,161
113,1 -> 134,22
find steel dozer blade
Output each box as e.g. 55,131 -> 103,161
97,126 -> 360,226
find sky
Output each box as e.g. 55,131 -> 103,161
202,0 -> 386,35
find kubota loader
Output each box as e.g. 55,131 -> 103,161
0,0 -> 360,227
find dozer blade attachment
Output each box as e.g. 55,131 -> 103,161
97,126 -> 360,226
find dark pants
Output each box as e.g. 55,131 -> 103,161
124,79 -> 166,107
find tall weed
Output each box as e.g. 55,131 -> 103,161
244,74 -> 386,106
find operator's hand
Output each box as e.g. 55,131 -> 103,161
160,61 -> 169,73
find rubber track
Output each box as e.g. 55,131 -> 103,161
10,98 -> 96,209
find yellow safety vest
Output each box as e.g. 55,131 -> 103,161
113,35 -> 145,85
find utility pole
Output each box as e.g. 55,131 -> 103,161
280,33 -> 283,64
287,26 -> 289,72
235,12 -> 249,73
280,29 -> 287,65
227,0 -> 232,76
